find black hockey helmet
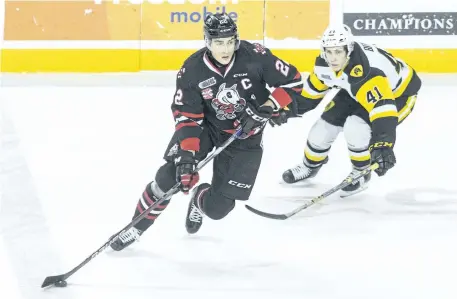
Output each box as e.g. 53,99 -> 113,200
203,13 -> 240,49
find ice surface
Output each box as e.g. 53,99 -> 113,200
1,73 -> 457,299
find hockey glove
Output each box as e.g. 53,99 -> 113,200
369,142 -> 396,176
235,102 -> 273,139
175,149 -> 199,194
269,109 -> 291,127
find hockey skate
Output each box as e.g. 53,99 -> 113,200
185,183 -> 210,234
339,166 -> 371,198
282,157 -> 328,184
110,227 -> 143,251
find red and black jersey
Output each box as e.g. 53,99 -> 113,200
171,40 -> 304,152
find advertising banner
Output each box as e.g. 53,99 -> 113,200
141,1 -> 264,40
4,0 -> 328,42
1,0 -> 455,72
344,12 -> 457,36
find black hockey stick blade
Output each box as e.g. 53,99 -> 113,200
245,204 -> 288,220
41,274 -> 67,288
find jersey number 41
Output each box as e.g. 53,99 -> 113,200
366,86 -> 383,104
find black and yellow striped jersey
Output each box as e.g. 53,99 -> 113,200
300,41 -> 421,146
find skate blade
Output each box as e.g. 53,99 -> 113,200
339,184 -> 369,198
278,179 -> 319,188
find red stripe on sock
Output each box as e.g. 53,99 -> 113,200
136,202 -> 158,220
143,190 -> 155,206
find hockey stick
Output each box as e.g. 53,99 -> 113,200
41,128 -> 243,289
245,163 -> 379,220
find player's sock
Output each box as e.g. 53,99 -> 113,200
110,181 -> 170,251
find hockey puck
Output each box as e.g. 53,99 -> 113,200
54,280 -> 67,288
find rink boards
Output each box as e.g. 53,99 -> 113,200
0,0 -> 456,73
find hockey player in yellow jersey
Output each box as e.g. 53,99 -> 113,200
278,24 -> 421,197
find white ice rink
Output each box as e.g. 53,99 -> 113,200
1,73 -> 457,299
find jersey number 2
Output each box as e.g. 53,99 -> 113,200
366,86 -> 382,103
275,60 -> 290,77
174,89 -> 183,105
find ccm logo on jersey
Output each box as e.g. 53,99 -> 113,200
198,77 -> 217,89
228,180 -> 252,189
233,73 -> 248,77
350,65 -> 364,77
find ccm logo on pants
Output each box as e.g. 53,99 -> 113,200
228,180 -> 252,189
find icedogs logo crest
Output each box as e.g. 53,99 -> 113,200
211,83 -> 246,120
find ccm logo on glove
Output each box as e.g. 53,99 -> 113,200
245,107 -> 269,123
369,141 -> 393,151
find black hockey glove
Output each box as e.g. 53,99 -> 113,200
175,149 -> 199,194
269,109 -> 291,127
369,142 -> 396,176
236,102 -> 274,139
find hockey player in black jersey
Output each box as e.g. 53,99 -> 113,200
110,13 -> 304,250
